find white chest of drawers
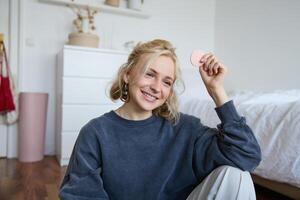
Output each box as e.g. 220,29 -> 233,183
56,45 -> 128,166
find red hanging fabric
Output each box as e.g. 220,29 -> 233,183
0,41 -> 15,112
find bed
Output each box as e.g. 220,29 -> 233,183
179,89 -> 300,199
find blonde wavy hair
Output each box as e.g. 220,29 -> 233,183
109,39 -> 184,123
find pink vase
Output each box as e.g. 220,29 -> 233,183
18,92 -> 48,162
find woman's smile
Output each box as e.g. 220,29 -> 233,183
141,89 -> 159,103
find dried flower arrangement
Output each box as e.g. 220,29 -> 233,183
68,5 -> 100,48
69,5 -> 98,33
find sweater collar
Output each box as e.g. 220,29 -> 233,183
105,110 -> 159,127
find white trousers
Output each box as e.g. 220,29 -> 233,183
186,166 -> 256,200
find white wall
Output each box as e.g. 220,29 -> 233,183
215,0 -> 300,92
15,0 -> 215,156
0,1 -> 9,40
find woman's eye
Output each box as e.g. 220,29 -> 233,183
146,73 -> 154,77
164,81 -> 172,87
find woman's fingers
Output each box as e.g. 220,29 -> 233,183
213,62 -> 219,74
201,53 -> 221,76
200,53 -> 228,77
203,54 -> 213,69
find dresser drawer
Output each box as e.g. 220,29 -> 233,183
63,49 -> 127,78
62,77 -> 114,104
61,104 -> 121,131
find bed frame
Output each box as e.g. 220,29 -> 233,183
251,174 -> 300,199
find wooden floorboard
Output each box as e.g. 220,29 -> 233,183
0,156 -> 66,200
0,156 -> 293,200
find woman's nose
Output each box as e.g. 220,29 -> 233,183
150,80 -> 161,93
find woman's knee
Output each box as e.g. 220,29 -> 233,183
186,166 -> 255,200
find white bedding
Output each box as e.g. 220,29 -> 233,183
179,90 -> 300,188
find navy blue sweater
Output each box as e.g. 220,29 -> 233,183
59,100 -> 261,200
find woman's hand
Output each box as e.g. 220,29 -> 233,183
198,53 -> 229,107
198,53 -> 227,89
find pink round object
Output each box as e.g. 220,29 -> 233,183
18,92 -> 48,162
190,50 -> 205,67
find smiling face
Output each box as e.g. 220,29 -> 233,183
125,55 -> 175,116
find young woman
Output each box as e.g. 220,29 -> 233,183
59,39 -> 261,200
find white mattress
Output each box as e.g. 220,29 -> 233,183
179,90 -> 300,188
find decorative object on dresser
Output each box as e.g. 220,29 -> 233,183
128,0 -> 144,10
56,45 -> 128,166
68,5 -> 99,48
105,0 -> 120,7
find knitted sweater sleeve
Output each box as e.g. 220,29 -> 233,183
59,121 -> 109,200
191,100 -> 261,181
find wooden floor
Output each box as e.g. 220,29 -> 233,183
0,156 -> 66,200
0,156 -> 293,200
